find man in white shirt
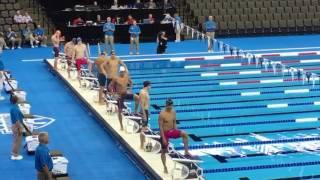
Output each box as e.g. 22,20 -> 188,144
13,10 -> 23,23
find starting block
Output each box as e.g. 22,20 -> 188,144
169,152 -> 204,180
79,69 -> 99,90
123,112 -> 143,134
143,129 -> 162,154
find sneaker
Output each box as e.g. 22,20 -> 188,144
11,47 -> 14,50
136,52 -> 139,55
17,46 -> 21,49
31,45 -> 34,48
11,155 -> 23,160
129,52 -> 133,55
4,47 -> 9,49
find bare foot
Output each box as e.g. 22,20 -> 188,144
99,101 -> 105,105
164,167 -> 168,174
184,151 -> 193,158
120,126 -> 124,131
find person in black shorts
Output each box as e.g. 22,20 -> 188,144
95,52 -> 108,104
108,68 -> 139,130
139,81 -> 151,149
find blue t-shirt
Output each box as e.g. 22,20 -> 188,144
204,20 -> 217,32
10,104 -> 24,124
103,22 -> 115,36
35,144 -> 53,171
34,28 -> 44,36
129,25 -> 141,37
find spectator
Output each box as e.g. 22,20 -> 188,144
125,15 -> 135,25
34,24 -> 47,47
111,0 -> 119,9
10,95 -> 24,160
22,26 -> 36,48
204,16 -> 217,53
173,13 -> 182,42
22,12 -> 32,24
13,10 -> 23,23
35,132 -> 53,180
0,32 -> 9,51
72,17 -> 84,25
134,0 -> 144,9
147,14 -> 155,24
157,31 -> 167,54
145,0 -> 157,9
129,20 -> 141,55
161,13 -> 174,24
6,27 -> 22,49
103,17 -> 115,54
163,0 -> 173,9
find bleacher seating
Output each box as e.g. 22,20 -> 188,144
185,0 -> 320,35
0,0 -> 23,32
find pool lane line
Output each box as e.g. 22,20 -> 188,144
151,117 -> 320,131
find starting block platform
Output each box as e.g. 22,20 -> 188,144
45,59 -> 202,180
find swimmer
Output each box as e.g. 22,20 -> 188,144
159,98 -> 191,174
101,50 -> 128,91
72,37 -> 93,85
95,52 -> 108,104
51,30 -> 63,70
64,38 -> 77,78
139,81 -> 151,149
108,68 -> 139,130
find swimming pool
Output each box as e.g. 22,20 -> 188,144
123,51 -> 320,179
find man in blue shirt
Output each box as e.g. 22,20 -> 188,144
129,20 -> 141,55
174,13 -> 182,42
35,132 -> 53,180
204,16 -> 217,53
103,17 -> 115,54
10,95 -> 24,160
34,24 -> 47,47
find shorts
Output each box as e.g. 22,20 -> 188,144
75,58 -> 87,71
53,47 -> 59,57
97,73 -> 106,87
161,129 -> 181,149
141,109 -> 149,127
117,93 -> 134,110
66,56 -> 72,66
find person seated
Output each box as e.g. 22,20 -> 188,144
72,17 -> 84,26
147,14 -> 155,24
13,10 -> 23,23
0,32 -> 9,51
145,0 -> 157,9
134,0 -> 144,9
125,15 -> 135,25
110,0 -> 119,9
33,24 -> 47,47
163,0 -> 173,9
161,13 -> 174,24
22,12 -> 32,24
22,26 -> 36,48
6,27 -> 22,49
